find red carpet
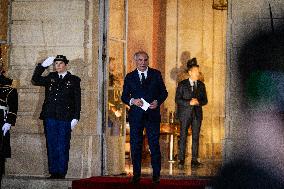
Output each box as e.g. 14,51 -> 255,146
72,176 -> 210,189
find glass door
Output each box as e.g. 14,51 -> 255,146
104,0 -> 128,175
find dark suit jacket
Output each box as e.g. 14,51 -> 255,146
32,64 -> 81,121
121,68 -> 168,123
175,79 -> 207,120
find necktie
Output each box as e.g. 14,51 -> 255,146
59,75 -> 63,79
141,73 -> 146,85
192,81 -> 198,118
193,81 -> 197,97
194,81 -> 197,90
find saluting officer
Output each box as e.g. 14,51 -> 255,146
31,55 -> 81,179
0,61 -> 18,187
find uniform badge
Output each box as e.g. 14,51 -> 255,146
66,81 -> 71,88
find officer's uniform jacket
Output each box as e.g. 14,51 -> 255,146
31,64 -> 81,121
0,74 -> 18,158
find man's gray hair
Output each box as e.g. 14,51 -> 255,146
133,51 -> 149,61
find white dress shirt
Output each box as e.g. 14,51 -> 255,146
129,67 -> 149,105
137,67 -> 148,81
58,71 -> 67,79
188,78 -> 197,91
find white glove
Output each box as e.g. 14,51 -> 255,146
2,123 -> 11,136
41,57 -> 55,67
71,119 -> 78,130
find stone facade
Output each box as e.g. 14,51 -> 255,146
7,0 -> 102,178
2,0 -> 282,181
3,0 -> 227,178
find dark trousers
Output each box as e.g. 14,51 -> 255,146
178,115 -> 202,161
129,116 -> 161,177
44,118 -> 71,175
0,158 -> 4,189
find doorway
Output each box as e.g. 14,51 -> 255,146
103,0 -> 227,177
102,0 -> 128,175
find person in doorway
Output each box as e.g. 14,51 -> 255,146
31,55 -> 81,179
189,58 -> 205,82
121,51 -> 168,184
0,60 -> 18,188
175,58 -> 207,168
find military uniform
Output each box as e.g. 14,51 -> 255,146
32,62 -> 81,178
0,74 -> 18,185
32,64 -> 81,121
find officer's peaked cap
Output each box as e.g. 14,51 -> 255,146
54,55 -> 69,64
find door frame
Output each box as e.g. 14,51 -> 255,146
98,0 -> 128,176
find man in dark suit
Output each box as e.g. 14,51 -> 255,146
175,58 -> 207,168
0,61 -> 18,188
32,55 -> 81,179
121,51 -> 168,184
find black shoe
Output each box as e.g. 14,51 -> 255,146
56,174 -> 66,179
178,160 -> 185,169
47,174 -> 57,179
191,160 -> 202,167
129,175 -> 140,184
48,174 -> 65,179
152,176 -> 160,184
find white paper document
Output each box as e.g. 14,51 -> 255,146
140,98 -> 150,111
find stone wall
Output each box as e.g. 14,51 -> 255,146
7,0 -> 102,178
127,0 -> 154,71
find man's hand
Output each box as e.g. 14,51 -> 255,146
71,119 -> 79,130
149,100 -> 158,109
41,57 -> 55,67
189,98 -> 199,106
132,98 -> 143,107
2,123 -> 11,136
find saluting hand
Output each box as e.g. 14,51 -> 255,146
41,57 -> 55,67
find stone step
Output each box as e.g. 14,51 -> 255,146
1,176 -> 73,189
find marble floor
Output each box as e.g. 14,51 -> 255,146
125,157 -> 221,178
124,133 -> 222,178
